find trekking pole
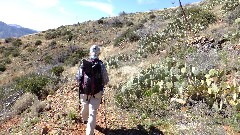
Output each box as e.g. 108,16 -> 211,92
103,91 -> 108,133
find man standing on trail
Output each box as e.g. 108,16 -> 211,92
76,45 -> 109,135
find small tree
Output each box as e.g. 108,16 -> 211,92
35,40 -> 42,46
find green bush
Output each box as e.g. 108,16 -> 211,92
11,50 -> 20,57
5,37 -> 14,43
51,66 -> 64,76
44,55 -> 54,64
2,47 -> 20,57
68,110 -> 77,120
45,30 -> 61,40
35,40 -> 42,46
49,40 -> 57,49
185,7 -> 217,31
111,19 -> 124,28
0,64 -> 6,72
64,49 -> 88,66
27,47 -> 36,53
125,21 -> 134,26
0,57 -> 11,65
15,74 -> 51,99
97,19 -> 104,24
114,25 -> 141,46
12,39 -> 22,47
149,14 -> 156,19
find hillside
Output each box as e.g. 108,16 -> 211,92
0,21 -> 37,39
0,0 -> 240,134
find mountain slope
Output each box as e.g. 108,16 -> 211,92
0,21 -> 37,38
0,0 -> 239,134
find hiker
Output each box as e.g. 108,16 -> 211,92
76,45 -> 109,135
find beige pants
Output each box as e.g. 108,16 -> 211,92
80,91 -> 103,135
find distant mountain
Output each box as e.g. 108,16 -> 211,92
0,21 -> 38,39
8,24 -> 24,29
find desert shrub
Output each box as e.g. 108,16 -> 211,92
114,35 -> 125,47
27,47 -> 36,53
11,50 -> 20,57
114,24 -> 142,46
5,37 -> 14,43
11,92 -> 38,115
51,66 -> 64,76
35,40 -> 42,46
171,7 -> 217,34
225,5 -> 240,24
2,47 -> 19,57
149,14 -> 156,19
224,30 -> 240,43
57,51 -> 70,63
30,101 -> 47,117
185,7 -> 217,32
137,32 -> 168,56
15,74 -> 51,99
0,46 -> 5,53
45,30 -> 61,40
64,49 -> 88,66
44,55 -> 54,64
49,40 -> 57,49
12,39 -> 22,47
68,110 -> 77,120
2,47 -> 20,57
0,64 -> 6,72
186,50 -> 221,72
97,19 -> 104,24
0,57 -> 11,65
111,19 -> 124,28
125,21 -> 134,26
65,33 -> 73,42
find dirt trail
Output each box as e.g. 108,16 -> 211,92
0,80 -> 129,135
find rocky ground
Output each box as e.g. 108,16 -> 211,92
0,80 -> 153,135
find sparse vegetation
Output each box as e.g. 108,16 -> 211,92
0,1 -> 239,134
51,66 -> 64,77
114,23 -> 144,46
68,110 -> 77,120
14,74 -> 51,99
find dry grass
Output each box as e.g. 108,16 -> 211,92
11,92 -> 38,115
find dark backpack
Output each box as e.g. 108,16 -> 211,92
80,58 -> 103,97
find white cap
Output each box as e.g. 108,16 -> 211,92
90,45 -> 100,56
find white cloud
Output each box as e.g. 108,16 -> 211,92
25,0 -> 59,8
0,0 -> 74,31
78,1 -> 114,16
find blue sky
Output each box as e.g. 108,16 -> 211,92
0,0 -> 202,31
